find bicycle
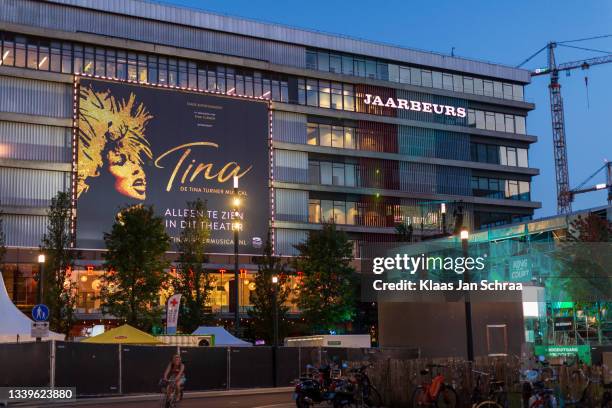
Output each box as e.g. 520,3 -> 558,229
159,378 -> 180,408
411,364 -> 459,407
470,369 -> 508,408
348,363 -> 383,408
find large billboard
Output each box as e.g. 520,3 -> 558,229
75,78 -> 270,254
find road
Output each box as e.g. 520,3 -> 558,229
40,391 -> 295,408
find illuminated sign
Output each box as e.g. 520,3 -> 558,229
363,94 -> 467,117
75,77 -> 270,254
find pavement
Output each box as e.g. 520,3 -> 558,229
7,387 -> 295,408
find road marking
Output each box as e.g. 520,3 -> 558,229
252,404 -> 294,408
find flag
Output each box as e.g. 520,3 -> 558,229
166,294 -> 182,334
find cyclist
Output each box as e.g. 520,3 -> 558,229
163,354 -> 186,402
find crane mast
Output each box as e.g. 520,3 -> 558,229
547,43 -> 572,214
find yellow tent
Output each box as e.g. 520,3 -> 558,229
82,324 -> 163,345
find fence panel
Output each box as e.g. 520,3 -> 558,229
179,347 -> 228,391
0,341 -> 50,387
54,342 -> 119,395
274,347 -> 300,386
298,347 -> 321,375
121,345 -> 177,394
229,347 -> 274,389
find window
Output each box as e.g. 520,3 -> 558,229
463,77 -> 474,94
499,146 -> 507,165
321,200 -> 333,222
453,75 -> 463,93
354,58 -> 365,77
493,81 -> 503,98
506,180 -> 519,199
307,124 -> 318,145
306,79 -> 318,107
50,42 -> 61,72
308,162 -> 320,184
366,59 -> 377,79
319,125 -> 332,147
503,83 -> 513,100
332,126 -> 344,148
467,109 -> 476,127
343,84 -> 355,111
345,164 -> 356,186
342,55 -> 353,76
517,148 -> 528,167
433,71 -> 442,89
485,112 -> 496,130
388,64 -> 399,83
106,49 -> 117,79
476,110 -> 485,129
483,80 -> 493,97
320,162 -> 332,185
306,50 -> 317,70
308,199 -> 320,223
26,41 -> 37,69
513,84 -> 524,101
495,113 -> 505,132
332,163 -> 345,186
421,70 -> 432,87
14,36 -> 26,67
515,116 -> 526,134
473,78 -> 484,95
519,181 -> 530,200
410,68 -> 421,86
347,202 -> 357,225
331,83 -> 343,110
344,127 -> 355,149
506,147 -> 517,166
297,79 -> 306,104
333,201 -> 346,224
399,67 -> 410,84
1,36 -> 15,66
38,43 -> 49,71
377,62 -> 389,81
127,52 -> 137,80
505,114 -> 515,133
317,51 -> 329,72
442,73 -> 453,90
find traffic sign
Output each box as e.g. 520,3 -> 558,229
31,321 -> 49,338
32,304 -> 49,321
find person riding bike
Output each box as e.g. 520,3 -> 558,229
163,354 -> 186,402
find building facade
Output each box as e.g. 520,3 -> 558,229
0,0 -> 540,326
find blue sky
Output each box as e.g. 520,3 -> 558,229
164,0 -> 612,217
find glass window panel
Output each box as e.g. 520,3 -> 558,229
505,114 -> 515,133
329,54 -> 342,73
345,164 -> 356,186
168,58 -> 177,86
432,71 -> 442,89
517,148 -> 528,167
347,202 -> 357,225
473,78 -> 484,95
60,42 -> 71,73
262,77 -> 271,99
487,145 -> 499,164
308,162 -> 320,184
344,127 -> 355,149
138,54 -> 147,83
217,66 -> 226,93
377,62 -> 389,81
38,45 -> 50,71
410,68 -> 421,86
306,79 -> 318,107
453,75 -> 463,92
507,147 -> 517,166
49,42 -> 61,72
320,162 -> 333,185
145,55 -> 156,84
442,73 -> 453,90
493,81 -> 503,98
245,74 -> 254,96
354,58 -> 365,77
83,47 -> 95,74
477,144 -> 487,162
321,200 -> 333,222
27,42 -> 37,69
499,146 -> 507,165
308,199 -> 320,223
399,67 -> 410,84
116,50 -> 126,80
307,124 -> 318,145
467,109 -> 476,127
343,84 -> 355,111
332,164 -> 345,186
421,70 -> 432,87
342,55 -> 354,76
334,201 -> 346,224
188,62 -> 197,89
332,126 -> 343,148
127,52 -> 137,81
2,38 -> 15,66
485,112 -> 496,130
298,79 -> 306,104
515,116 -> 526,134
331,83 -> 343,110
281,80 -> 289,102
503,83 -> 513,100
483,80 -> 494,97
519,181 -> 530,200
317,51 -> 329,71
365,59 -> 377,79
226,68 -> 235,94
388,64 -> 399,82
479,178 -> 489,190
235,73 -> 244,95
463,77 -> 474,93
319,81 -> 330,108
472,177 -> 479,189
306,50 -> 317,70
319,125 -> 332,146
271,79 -> 280,101
95,48 -> 105,76
476,110 -> 485,129
14,37 -> 26,67
513,84 -> 524,101
495,113 -> 505,132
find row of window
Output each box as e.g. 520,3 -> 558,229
306,123 -> 356,149
467,109 -> 526,135
475,212 -> 532,230
308,161 -> 358,187
308,199 -> 358,225
297,79 -> 355,111
306,49 -> 525,101
472,176 -> 531,201
471,143 -> 529,167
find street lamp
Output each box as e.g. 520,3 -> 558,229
440,203 -> 447,234
37,254 -> 45,305
271,275 -> 279,347
460,227 -> 474,362
232,176 -> 241,335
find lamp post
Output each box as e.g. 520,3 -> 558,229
460,228 -> 474,362
271,275 -> 279,347
441,203 -> 447,234
232,176 -> 241,335
36,253 -> 46,343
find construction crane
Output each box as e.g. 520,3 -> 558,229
518,36 -> 612,214
567,161 -> 612,205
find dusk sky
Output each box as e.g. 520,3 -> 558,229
165,0 -> 612,217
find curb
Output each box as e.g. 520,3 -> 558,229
6,387 -> 295,407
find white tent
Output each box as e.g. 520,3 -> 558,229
192,326 -> 252,347
0,272 -> 64,343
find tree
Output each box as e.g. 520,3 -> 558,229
99,205 -> 170,331
294,222 -> 357,334
173,199 -> 213,333
248,234 -> 292,344
40,192 -> 77,335
395,223 -> 413,242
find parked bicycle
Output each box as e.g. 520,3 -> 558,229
346,363 -> 383,407
470,369 -> 508,408
411,364 -> 459,407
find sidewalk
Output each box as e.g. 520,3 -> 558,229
5,387 -> 295,407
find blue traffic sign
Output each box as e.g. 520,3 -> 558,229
32,304 -> 49,321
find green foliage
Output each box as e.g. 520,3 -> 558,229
248,234 -> 292,345
294,222 -> 357,334
100,204 -> 170,331
173,199 -> 213,333
395,223 -> 413,242
40,192 -> 76,335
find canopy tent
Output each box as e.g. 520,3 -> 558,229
82,324 -> 163,345
192,326 -> 252,347
0,272 -> 65,343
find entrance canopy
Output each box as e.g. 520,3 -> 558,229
0,272 -> 65,343
192,326 -> 252,347
82,324 -> 163,345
